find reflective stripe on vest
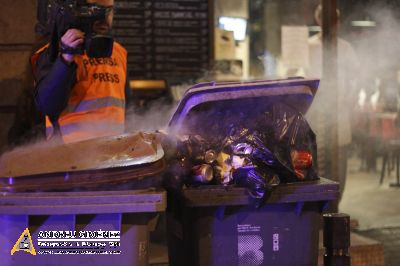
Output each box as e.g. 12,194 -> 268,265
45,106 -> 126,142
62,96 -> 125,114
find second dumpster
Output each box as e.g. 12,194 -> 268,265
164,78 -> 340,266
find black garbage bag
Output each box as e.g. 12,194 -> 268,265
163,102 -> 318,198
264,103 -> 318,182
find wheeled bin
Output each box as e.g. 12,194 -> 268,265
0,132 -> 166,266
165,78 -> 340,266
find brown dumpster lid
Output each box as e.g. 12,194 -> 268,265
0,132 -> 164,178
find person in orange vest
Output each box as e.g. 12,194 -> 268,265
32,0 -> 128,144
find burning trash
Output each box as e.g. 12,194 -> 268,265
163,100 -> 319,202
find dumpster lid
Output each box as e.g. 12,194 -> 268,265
168,78 -> 319,133
0,132 -> 164,178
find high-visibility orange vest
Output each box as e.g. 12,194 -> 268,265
32,42 -> 127,144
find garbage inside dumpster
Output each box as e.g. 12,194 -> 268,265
163,77 -> 319,203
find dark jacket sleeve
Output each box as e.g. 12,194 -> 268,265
34,50 -> 77,122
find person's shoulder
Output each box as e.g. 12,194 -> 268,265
113,41 -> 127,54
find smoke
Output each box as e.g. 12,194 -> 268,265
348,5 -> 400,108
125,99 -> 178,133
0,97 -> 178,176
250,3 -> 400,178
302,3 -> 400,180
0,135 -> 61,179
305,4 -> 400,119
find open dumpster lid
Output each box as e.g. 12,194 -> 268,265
168,78 -> 319,133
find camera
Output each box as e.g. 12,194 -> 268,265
37,0 -> 113,58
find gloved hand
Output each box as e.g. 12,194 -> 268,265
60,28 -> 85,63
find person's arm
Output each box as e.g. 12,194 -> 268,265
33,29 -> 84,121
34,52 -> 77,120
